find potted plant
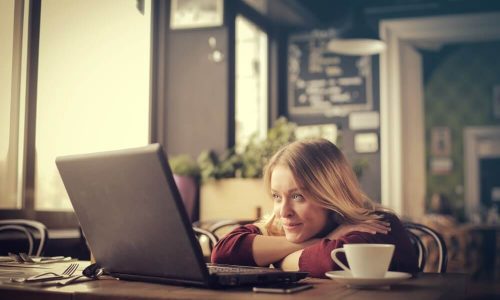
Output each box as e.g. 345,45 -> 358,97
197,117 -> 297,182
169,155 -> 200,222
197,117 -> 297,221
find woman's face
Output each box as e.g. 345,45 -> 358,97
271,165 -> 328,243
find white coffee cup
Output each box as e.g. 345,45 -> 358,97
331,244 -> 395,278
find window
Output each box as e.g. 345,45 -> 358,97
35,0 -> 151,211
0,0 -> 152,222
235,15 -> 268,152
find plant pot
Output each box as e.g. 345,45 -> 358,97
173,175 -> 198,222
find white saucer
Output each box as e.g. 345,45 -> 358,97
325,271 -> 412,288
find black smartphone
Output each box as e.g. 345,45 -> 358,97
252,282 -> 313,294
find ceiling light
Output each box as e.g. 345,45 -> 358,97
327,8 -> 385,56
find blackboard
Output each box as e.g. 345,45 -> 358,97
288,29 -> 373,119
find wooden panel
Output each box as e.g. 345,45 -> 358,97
200,178 -> 271,221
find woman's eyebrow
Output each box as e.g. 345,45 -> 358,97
271,188 -> 303,193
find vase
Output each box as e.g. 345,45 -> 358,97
173,175 -> 198,222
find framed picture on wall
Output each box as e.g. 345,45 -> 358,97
295,124 -> 338,144
170,0 -> 223,30
354,132 -> 379,153
430,157 -> 453,175
494,85 -> 500,118
287,29 -> 374,124
431,127 -> 451,157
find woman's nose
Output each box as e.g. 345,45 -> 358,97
279,200 -> 294,217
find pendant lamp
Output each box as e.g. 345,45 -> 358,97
327,7 -> 385,56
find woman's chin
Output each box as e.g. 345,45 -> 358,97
285,233 -> 307,243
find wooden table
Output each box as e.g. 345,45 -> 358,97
0,263 -> 470,300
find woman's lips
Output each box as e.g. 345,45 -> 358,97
283,223 -> 303,231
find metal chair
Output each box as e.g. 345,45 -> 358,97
404,221 -> 448,273
192,226 -> 219,261
0,219 -> 48,256
204,219 -> 256,239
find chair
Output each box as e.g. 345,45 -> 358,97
191,220 -> 256,261
205,219 -> 256,240
0,219 -> 48,257
404,221 -> 448,273
192,226 -> 219,261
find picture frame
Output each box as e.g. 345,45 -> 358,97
431,127 -> 451,157
295,124 -> 338,144
430,157 -> 453,175
354,132 -> 379,154
170,0 -> 224,30
287,29 -> 374,124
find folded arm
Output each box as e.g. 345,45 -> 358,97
280,220 -> 391,273
211,224 -> 317,267
252,235 -> 318,266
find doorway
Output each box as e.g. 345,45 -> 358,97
465,127 -> 500,220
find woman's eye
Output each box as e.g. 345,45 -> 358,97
272,193 -> 281,201
292,194 -> 304,201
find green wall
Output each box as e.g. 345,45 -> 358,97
424,41 -> 500,221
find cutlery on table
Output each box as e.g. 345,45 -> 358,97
18,253 -> 68,263
54,275 -> 89,286
7,253 -> 24,263
10,263 -> 79,283
7,252 -> 72,264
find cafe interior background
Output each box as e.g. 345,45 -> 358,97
1,0 -> 499,285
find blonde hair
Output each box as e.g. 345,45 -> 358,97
258,138 -> 384,236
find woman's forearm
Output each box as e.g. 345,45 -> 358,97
252,235 -> 318,266
279,249 -> 303,271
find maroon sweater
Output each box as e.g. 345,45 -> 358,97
211,213 -> 418,278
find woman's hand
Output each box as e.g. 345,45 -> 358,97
327,219 -> 391,240
252,236 -> 320,267
273,237 -> 323,270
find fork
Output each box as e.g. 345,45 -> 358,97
7,252 -> 24,263
12,263 -> 79,283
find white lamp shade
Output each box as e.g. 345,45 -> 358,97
327,38 -> 386,56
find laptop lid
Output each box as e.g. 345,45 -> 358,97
56,144 -> 211,287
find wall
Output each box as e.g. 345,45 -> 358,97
165,27 -> 231,158
423,41 -> 500,220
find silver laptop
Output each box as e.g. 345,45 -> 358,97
56,144 -> 307,288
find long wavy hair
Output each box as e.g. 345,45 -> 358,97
258,138 -> 384,236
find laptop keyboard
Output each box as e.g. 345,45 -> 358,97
207,264 -> 278,274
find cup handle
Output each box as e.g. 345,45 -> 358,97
331,248 -> 350,272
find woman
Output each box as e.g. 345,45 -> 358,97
211,139 -> 418,278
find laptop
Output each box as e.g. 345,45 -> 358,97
55,144 -> 307,288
